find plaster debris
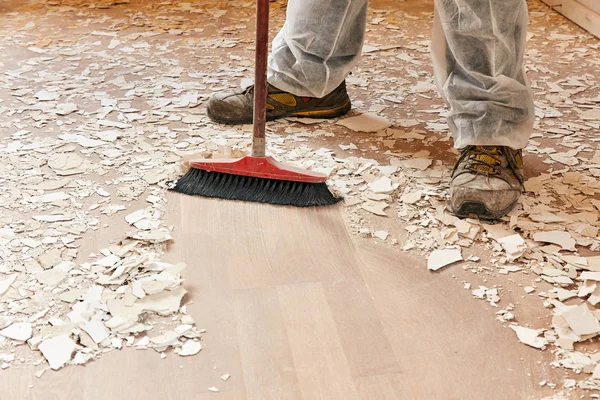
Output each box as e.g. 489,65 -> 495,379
361,201 -> 389,216
472,286 -> 501,306
558,305 -> 600,336
497,234 -> 528,260
336,113 -> 392,132
179,340 -> 202,356
0,323 -> 33,342
38,335 -> 76,370
374,231 -> 389,240
533,231 -> 577,251
55,103 -> 78,116
81,320 -> 110,344
427,249 -> 463,271
510,325 -> 548,350
368,177 -> 395,194
0,275 -> 17,296
36,262 -> 73,286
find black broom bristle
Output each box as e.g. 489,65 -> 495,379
170,168 -> 343,207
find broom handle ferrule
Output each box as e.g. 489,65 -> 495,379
252,0 -> 269,158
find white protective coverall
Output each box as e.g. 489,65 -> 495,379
267,0 -> 534,149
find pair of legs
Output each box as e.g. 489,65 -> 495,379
208,0 -> 535,220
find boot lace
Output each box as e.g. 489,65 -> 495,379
463,146 -> 503,175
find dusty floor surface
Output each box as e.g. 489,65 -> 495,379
0,0 -> 600,399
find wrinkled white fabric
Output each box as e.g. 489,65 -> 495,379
267,0 -> 368,98
432,0 -> 534,149
267,0 -> 534,149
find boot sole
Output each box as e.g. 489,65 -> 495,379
450,200 -> 517,221
207,99 -> 351,125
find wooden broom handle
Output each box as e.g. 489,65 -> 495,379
252,0 -> 269,158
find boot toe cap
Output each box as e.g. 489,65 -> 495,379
206,93 -> 251,123
450,174 -> 521,218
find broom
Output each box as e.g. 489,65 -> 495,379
172,0 -> 341,207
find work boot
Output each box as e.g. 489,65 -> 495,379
450,146 -> 524,220
206,81 -> 351,125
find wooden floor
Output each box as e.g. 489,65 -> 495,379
3,193 -> 560,399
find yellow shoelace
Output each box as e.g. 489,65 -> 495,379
468,146 -> 502,174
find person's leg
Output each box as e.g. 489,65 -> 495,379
432,0 -> 533,220
432,0 -> 533,149
268,0 -> 368,98
207,0 -> 367,124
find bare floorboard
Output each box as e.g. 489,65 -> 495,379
356,243 -> 556,399
277,282 -> 360,400
1,195 -> 559,399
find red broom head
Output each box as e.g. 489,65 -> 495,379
171,156 -> 341,207
188,156 -> 328,183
